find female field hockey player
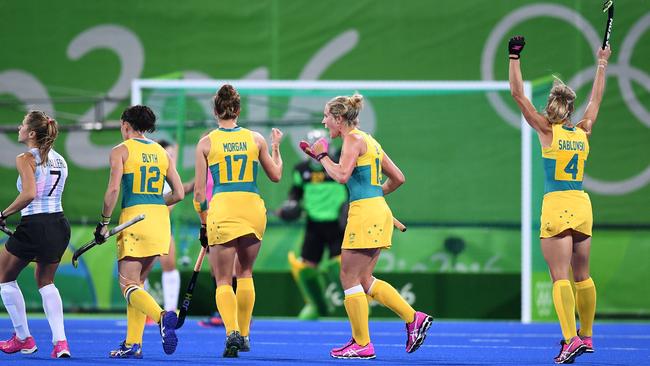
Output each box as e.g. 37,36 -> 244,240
301,94 -> 433,359
94,105 -> 184,358
508,36 -> 611,364
193,84 -> 283,358
0,111 -> 71,358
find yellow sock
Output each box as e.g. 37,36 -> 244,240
125,286 -> 163,323
216,285 -> 239,334
236,278 -> 255,337
552,280 -> 577,341
125,303 -> 146,345
344,291 -> 370,346
368,279 -> 415,323
366,294 -> 374,306
575,278 -> 596,337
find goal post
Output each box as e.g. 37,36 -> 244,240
130,78 -> 535,322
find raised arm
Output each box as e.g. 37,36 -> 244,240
508,36 -> 551,136
319,133 -> 364,184
255,128 -> 283,183
577,46 -> 612,135
380,151 -> 405,196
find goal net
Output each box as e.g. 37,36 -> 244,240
131,79 -> 541,322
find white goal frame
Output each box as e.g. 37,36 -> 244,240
131,79 -> 534,323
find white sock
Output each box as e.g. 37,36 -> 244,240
344,284 -> 365,296
0,281 -> 31,340
162,269 -> 180,311
39,284 -> 66,343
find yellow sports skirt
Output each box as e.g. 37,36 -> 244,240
342,196 -> 393,250
207,191 -> 267,245
116,204 -> 170,260
540,190 -> 592,238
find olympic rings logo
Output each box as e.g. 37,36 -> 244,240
481,4 -> 650,195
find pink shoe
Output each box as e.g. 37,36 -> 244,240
577,329 -> 594,353
554,336 -> 587,364
330,339 -> 376,359
405,311 -> 433,353
51,340 -> 71,358
0,334 -> 38,354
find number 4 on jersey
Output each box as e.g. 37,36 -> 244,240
563,153 -> 579,180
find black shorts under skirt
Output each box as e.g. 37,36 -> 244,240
5,212 -> 70,263
301,220 -> 344,264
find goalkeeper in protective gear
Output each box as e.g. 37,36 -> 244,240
278,129 -> 348,320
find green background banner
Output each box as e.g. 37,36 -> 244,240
0,1 -> 649,318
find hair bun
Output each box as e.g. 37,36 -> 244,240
218,84 -> 236,99
348,93 -> 364,110
550,79 -> 576,101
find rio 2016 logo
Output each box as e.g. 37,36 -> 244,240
481,4 -> 650,195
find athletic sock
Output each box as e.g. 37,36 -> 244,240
125,285 -> 163,323
552,279 -> 577,341
368,279 -> 416,323
236,278 -> 255,337
289,252 -> 329,315
125,303 -> 146,345
216,285 -> 239,334
162,269 -> 181,312
39,284 -> 66,343
0,281 -> 31,340
575,277 -> 596,337
343,285 -> 370,346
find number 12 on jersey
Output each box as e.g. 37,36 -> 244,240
138,166 -> 162,193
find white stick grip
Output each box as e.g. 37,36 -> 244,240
108,214 -> 145,237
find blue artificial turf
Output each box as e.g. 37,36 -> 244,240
0,317 -> 648,365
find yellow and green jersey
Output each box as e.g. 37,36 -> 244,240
542,124 -> 590,194
120,138 -> 168,208
347,129 -> 384,202
207,126 -> 260,195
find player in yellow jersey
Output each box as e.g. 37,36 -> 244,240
94,105 -> 185,358
193,84 -> 283,358
509,36 -> 611,364
300,94 -> 433,359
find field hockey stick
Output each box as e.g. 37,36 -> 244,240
71,214 -> 145,268
0,226 -> 13,236
602,0 -> 614,49
393,217 -> 407,232
176,245 -> 207,329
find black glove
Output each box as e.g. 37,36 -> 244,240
94,223 -> 108,244
94,214 -> 110,244
199,224 -> 208,248
508,36 -> 525,59
277,199 -> 301,222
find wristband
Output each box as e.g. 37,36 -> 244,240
100,214 -> 111,225
0,210 -> 7,220
509,55 -> 519,60
193,199 -> 208,213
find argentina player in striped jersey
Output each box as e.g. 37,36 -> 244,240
0,111 -> 71,358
